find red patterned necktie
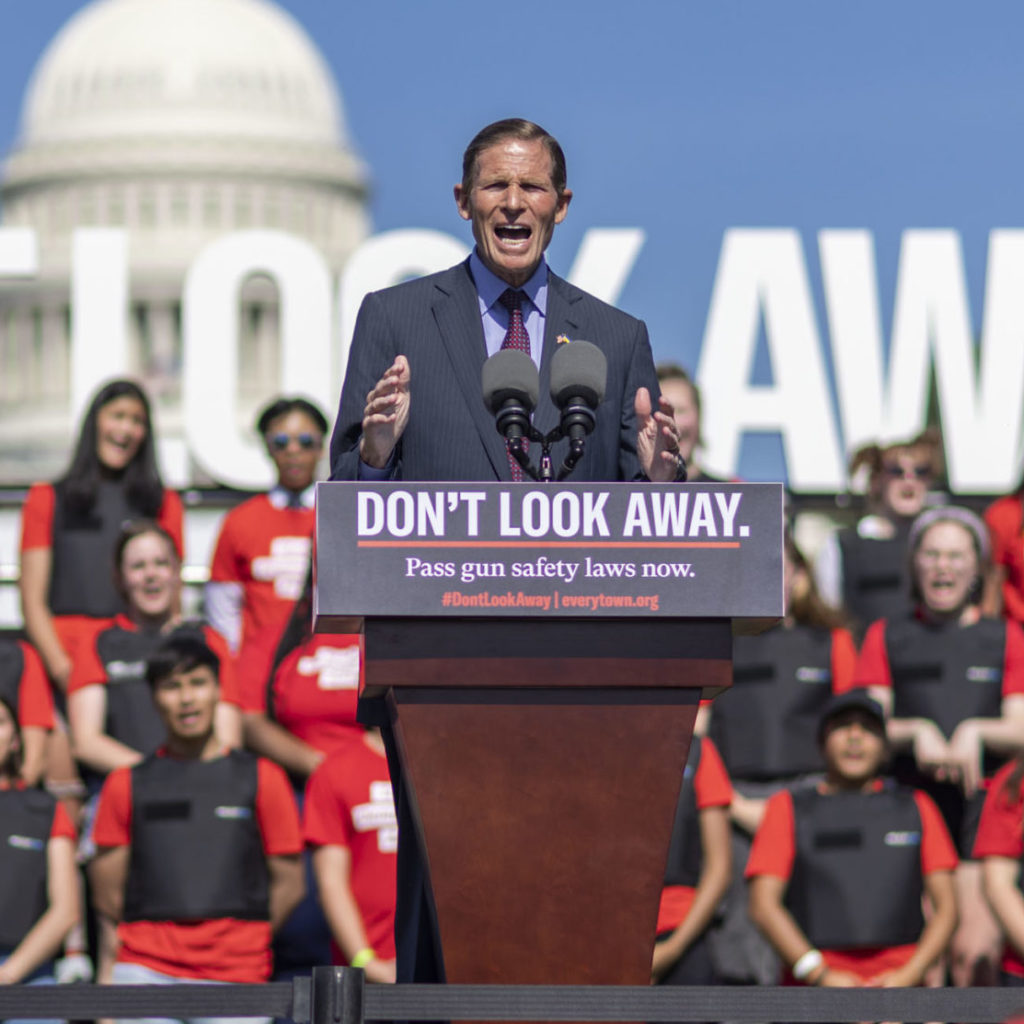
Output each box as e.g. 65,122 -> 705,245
498,289 -> 530,480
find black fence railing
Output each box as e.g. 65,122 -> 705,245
2,969 -> 1024,1023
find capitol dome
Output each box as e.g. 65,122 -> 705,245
20,0 -> 347,147
0,0 -> 369,485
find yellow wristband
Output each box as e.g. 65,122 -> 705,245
350,948 -> 376,970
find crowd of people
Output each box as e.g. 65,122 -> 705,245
4,371 -> 1024,1010
3,381 -> 392,1024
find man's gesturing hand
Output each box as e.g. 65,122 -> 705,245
360,356 -> 411,469
635,387 -> 681,482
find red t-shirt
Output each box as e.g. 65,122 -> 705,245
50,798 -> 76,840
829,628 -> 858,693
13,641 -> 55,730
242,634 -> 364,756
303,737 -> 397,962
93,753 -> 301,982
852,615 -> 1024,698
971,760 -> 1024,977
208,494 -> 313,661
20,482 -> 184,557
746,784 -> 958,981
655,737 -> 733,935
986,495 -> 1024,625
67,614 -> 240,708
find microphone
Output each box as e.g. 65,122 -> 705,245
550,340 -> 607,442
482,349 -> 539,442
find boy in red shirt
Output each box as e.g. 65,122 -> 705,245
91,634 -> 304,1018
747,690 -> 957,986
304,727 -> 397,983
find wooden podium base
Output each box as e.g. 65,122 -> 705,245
391,686 -> 699,984
362,617 -> 731,985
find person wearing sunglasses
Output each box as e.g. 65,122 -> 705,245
815,430 -> 944,637
206,397 -> 329,688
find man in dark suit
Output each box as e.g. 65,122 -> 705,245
330,118 -> 683,484
328,118 -> 683,983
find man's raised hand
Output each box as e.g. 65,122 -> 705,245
360,356 -> 411,469
635,387 -> 681,482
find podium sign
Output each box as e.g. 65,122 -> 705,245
314,481 -> 784,629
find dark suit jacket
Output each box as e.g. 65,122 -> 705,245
329,259 -> 658,481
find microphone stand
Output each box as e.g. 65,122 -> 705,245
508,424 -> 587,482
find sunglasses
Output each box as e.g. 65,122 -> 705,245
882,464 -> 931,480
269,432 -> 320,452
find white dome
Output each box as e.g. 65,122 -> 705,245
19,0 -> 349,147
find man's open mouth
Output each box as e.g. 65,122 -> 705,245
496,225 -> 530,241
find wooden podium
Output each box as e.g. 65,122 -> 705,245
315,482 -> 783,986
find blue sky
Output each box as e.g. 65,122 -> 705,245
2,1 -> 1021,481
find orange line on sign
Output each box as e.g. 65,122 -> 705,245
357,540 -> 741,549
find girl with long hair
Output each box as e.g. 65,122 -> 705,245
19,379 -> 183,692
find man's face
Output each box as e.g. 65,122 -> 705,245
454,137 -> 572,288
153,664 -> 220,743
822,710 -> 887,785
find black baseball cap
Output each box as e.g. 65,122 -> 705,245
817,689 -> 886,743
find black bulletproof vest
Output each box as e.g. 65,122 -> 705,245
0,641 -> 25,716
0,787 -> 56,952
50,480 -> 139,617
786,785 -> 924,949
663,738 -> 704,888
887,616 -> 1005,738
95,625 -> 166,757
710,625 -> 833,780
839,526 -> 914,632
124,751 -> 268,922
888,615 -> 1007,780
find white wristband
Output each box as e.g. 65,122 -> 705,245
792,949 -> 824,981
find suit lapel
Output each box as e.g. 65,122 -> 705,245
430,261 -> 509,478
537,272 -> 584,435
